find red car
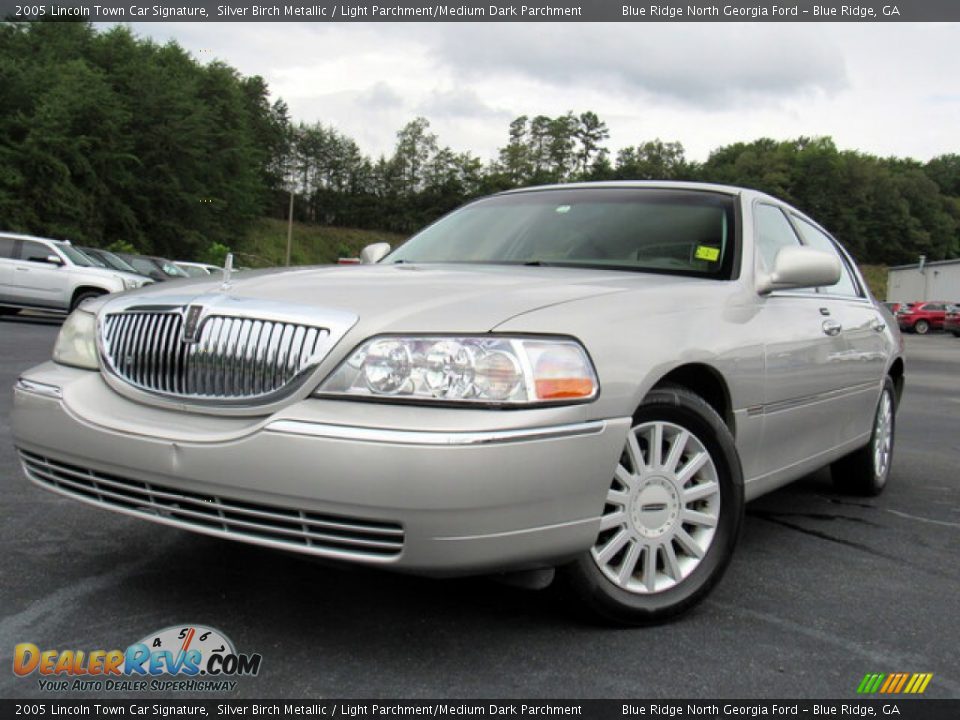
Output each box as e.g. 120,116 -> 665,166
896,301 -> 951,334
945,305 -> 960,337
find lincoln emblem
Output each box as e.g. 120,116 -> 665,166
182,305 -> 203,343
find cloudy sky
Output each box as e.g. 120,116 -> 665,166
125,22 -> 960,163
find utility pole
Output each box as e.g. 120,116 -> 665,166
285,188 -> 294,267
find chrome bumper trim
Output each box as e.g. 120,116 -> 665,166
14,378 -> 63,400
265,419 -> 611,446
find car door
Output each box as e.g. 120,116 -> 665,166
0,236 -> 16,304
9,240 -> 68,309
753,203 -> 854,478
789,215 -> 888,434
923,303 -> 946,329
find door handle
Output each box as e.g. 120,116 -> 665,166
15,267 -> 29,272
822,319 -> 842,336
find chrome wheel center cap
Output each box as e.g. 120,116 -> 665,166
631,477 -> 680,539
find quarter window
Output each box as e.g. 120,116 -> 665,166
0,237 -> 15,259
792,217 -> 859,297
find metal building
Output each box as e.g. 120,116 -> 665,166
886,258 -> 960,303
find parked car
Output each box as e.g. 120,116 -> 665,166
883,302 -> 904,314
117,253 -> 191,282
79,247 -> 150,279
944,304 -> 960,337
11,182 -> 904,624
895,301 -> 950,334
174,261 -> 222,278
0,233 -> 153,315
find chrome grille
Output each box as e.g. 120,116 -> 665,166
101,311 -> 329,401
19,450 -> 404,560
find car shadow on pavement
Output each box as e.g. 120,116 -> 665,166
79,467 -> 842,637
0,312 -> 63,327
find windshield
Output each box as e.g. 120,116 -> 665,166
58,244 -> 96,267
159,260 -> 189,277
76,249 -> 108,268
96,250 -> 139,274
178,264 -> 209,278
388,188 -> 738,279
124,256 -> 158,276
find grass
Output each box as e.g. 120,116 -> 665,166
859,264 -> 887,301
233,218 -> 406,268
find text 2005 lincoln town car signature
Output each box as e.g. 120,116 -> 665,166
12,182 -> 904,623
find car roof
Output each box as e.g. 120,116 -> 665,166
496,180 -> 763,200
0,232 -> 68,245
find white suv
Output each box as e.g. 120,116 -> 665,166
0,233 -> 153,315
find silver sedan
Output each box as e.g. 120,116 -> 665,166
11,182 -> 904,623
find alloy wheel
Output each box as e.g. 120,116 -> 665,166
591,421 -> 721,594
873,389 -> 893,481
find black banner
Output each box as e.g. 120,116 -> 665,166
0,0 -> 957,23
2,700 -> 959,720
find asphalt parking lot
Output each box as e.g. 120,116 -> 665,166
1,315 -> 958,700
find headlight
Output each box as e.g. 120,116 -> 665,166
52,310 -> 99,370
316,336 -> 598,405
122,277 -> 142,290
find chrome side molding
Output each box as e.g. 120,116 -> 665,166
14,378 -> 63,400
265,419 -> 611,446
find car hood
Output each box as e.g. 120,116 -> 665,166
103,263 -> 695,334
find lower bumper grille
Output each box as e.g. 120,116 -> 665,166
19,450 -> 404,560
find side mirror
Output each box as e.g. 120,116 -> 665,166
757,246 -> 841,295
360,243 -> 391,265
46,254 -> 64,266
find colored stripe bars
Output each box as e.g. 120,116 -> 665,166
857,673 -> 933,694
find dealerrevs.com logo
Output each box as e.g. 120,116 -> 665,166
13,624 -> 262,693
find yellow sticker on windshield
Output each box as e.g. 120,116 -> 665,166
695,246 -> 720,262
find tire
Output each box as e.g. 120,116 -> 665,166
831,376 -> 896,497
952,331 -> 960,338
70,290 -> 103,312
561,385 -> 744,625
914,319 -> 930,335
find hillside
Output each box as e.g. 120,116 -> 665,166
234,218 -> 406,268
860,265 -> 887,300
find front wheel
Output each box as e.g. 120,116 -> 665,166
831,377 -> 896,496
562,386 -> 744,625
71,290 -> 104,312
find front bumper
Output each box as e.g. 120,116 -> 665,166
12,364 -> 630,575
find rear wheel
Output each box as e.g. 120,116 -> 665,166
914,319 -> 930,335
952,331 -> 960,338
831,376 -> 896,496
562,386 -> 743,625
